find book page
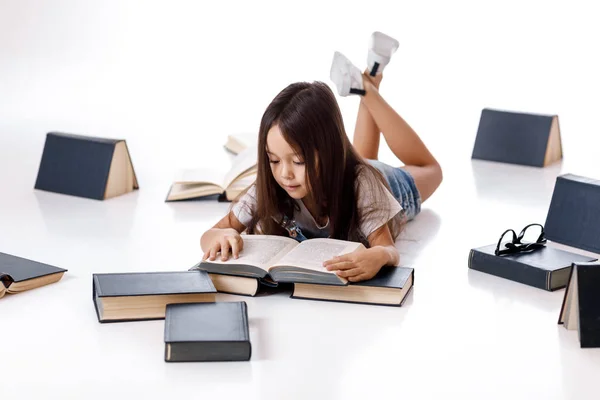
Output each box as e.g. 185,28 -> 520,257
222,145 -> 258,189
204,235 -> 298,270
272,238 -> 364,273
176,168 -> 226,188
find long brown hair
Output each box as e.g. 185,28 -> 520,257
241,81 -> 402,244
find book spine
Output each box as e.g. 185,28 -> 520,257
469,249 -> 550,291
240,302 -> 251,360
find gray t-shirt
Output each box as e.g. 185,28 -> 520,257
231,168 -> 402,241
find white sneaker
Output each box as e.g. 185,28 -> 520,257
367,31 -> 399,76
329,51 -> 365,97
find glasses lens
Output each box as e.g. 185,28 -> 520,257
520,225 -> 544,244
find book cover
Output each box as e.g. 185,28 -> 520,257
92,271 -> 216,323
164,302 -> 251,362
471,108 -> 562,167
35,132 -> 138,200
558,262 -> 600,348
0,252 -> 67,298
545,174 -> 600,254
468,244 -> 596,291
291,266 -> 414,306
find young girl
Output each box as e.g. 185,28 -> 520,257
201,33 -> 442,282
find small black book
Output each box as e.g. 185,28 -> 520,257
471,108 -> 562,167
559,261 -> 600,348
545,174 -> 600,254
92,271 -> 216,323
164,302 -> 251,362
0,252 -> 67,299
35,132 -> 139,200
468,245 -> 596,291
291,266 -> 414,307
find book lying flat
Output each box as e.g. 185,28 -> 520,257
468,244 -> 597,291
164,302 -> 251,362
291,266 -> 414,306
0,252 -> 67,299
192,235 -> 366,289
92,271 -> 216,322
204,273 -> 261,297
165,146 -> 257,202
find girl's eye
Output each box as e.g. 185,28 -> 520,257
293,161 -> 305,166
269,160 -> 280,164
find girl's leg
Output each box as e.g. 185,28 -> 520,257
359,75 -> 443,202
352,70 -> 383,160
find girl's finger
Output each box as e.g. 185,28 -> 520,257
347,273 -> 369,282
220,238 -> 231,261
325,261 -> 355,271
335,268 -> 362,278
209,243 -> 220,261
228,236 -> 240,259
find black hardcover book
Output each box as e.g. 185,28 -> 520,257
559,262 -> 600,348
0,252 -> 67,298
92,271 -> 216,323
291,266 -> 414,306
471,108 -> 562,167
544,174 -> 600,254
468,244 -> 596,291
164,302 -> 251,362
35,132 -> 139,200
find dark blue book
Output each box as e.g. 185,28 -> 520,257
559,261 -> 600,348
164,302 -> 251,362
290,266 -> 414,306
545,174 -> 600,254
92,271 -> 216,323
471,108 -> 562,167
469,244 -> 596,291
0,252 -> 67,298
35,132 -> 139,200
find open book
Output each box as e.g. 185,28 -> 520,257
192,235 -> 366,288
224,133 -> 257,155
1,252 -> 67,299
165,146 -> 257,202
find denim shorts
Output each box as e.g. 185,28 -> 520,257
367,159 -> 422,221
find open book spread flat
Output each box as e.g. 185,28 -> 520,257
166,145 -> 257,202
193,235 -> 366,286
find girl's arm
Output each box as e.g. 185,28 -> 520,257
200,211 -> 247,261
323,224 -> 399,282
365,224 -> 399,266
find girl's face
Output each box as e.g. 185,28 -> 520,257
266,124 -> 308,200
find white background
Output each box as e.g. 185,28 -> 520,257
1,1 -> 599,399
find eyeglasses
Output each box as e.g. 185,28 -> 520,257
495,223 -> 547,256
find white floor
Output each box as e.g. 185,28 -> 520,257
2,1 -> 600,399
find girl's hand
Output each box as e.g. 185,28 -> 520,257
202,228 -> 244,261
323,247 -> 386,282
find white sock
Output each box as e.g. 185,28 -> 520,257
329,51 -> 365,97
367,31 -> 399,76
